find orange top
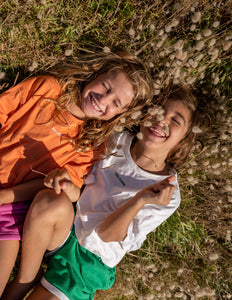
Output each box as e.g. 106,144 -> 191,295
0,76 -> 99,188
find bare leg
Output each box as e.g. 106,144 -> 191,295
26,284 -> 59,300
2,189 -> 74,300
0,240 -> 19,297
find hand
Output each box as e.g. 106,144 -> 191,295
135,175 -> 176,206
44,169 -> 74,195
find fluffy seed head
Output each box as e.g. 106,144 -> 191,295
196,33 -> 202,40
223,41 -> 232,51
129,28 -> 135,37
212,21 -> 220,28
209,38 -> 216,46
176,50 -> 187,61
150,24 -> 155,31
208,48 -> 219,56
0,72 -> 6,79
192,126 -> 203,133
103,46 -> 111,53
131,110 -> 142,120
144,120 -> 152,127
154,89 -> 161,95
213,76 -> 219,85
148,106 -> 160,116
65,49 -> 73,56
190,24 -> 197,31
195,41 -> 205,51
203,29 -> 212,37
114,125 -> 123,132
162,125 -> 169,135
156,114 -> 164,121
174,40 -> 184,50
192,12 -> 201,23
32,61 -> 38,69
209,253 -> 219,261
137,132 -> 143,140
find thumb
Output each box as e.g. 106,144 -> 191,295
162,175 -> 176,184
152,175 -> 176,193
60,181 -> 72,191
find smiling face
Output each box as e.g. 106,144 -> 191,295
140,99 -> 191,153
78,71 -> 135,120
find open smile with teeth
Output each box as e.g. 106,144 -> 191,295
90,95 -> 103,113
149,127 -> 168,138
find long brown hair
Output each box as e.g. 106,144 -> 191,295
50,51 -> 153,152
160,82 -> 199,169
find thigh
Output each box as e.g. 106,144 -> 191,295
25,189 -> 74,251
0,240 -> 20,296
27,284 -> 59,300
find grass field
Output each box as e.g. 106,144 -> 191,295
0,0 -> 231,299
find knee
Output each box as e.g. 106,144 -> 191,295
29,189 -> 73,223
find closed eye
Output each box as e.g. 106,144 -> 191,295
102,81 -> 110,91
172,118 -> 181,126
113,100 -> 120,108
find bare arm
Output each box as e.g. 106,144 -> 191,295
0,178 -> 45,205
44,168 -> 80,202
97,175 -> 176,242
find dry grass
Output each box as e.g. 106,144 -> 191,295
1,0 -> 231,299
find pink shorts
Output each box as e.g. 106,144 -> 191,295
0,202 -> 31,240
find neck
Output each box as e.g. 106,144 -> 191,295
130,138 -> 169,175
67,103 -> 86,120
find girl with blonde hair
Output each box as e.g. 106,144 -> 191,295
0,51 -> 153,296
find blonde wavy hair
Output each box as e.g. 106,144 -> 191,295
49,51 -> 153,152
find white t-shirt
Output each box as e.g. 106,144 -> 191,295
74,131 -> 181,268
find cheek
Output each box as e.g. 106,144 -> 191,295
104,108 -> 118,120
174,128 -> 189,146
180,126 -> 190,140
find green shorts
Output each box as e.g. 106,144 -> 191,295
41,227 -> 116,300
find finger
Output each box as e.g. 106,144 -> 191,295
44,175 -> 53,188
156,184 -> 174,205
162,185 -> 174,205
45,169 -> 63,189
60,181 -> 72,192
53,176 -> 63,194
167,185 -> 175,202
148,175 -> 176,192
158,185 -> 169,205
44,169 -> 57,185
152,180 -> 172,192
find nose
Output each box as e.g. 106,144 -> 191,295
98,92 -> 115,106
158,114 -> 169,125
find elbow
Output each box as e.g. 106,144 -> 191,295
100,236 -> 114,243
71,197 -> 78,203
97,229 -> 127,242
97,229 -> 110,242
